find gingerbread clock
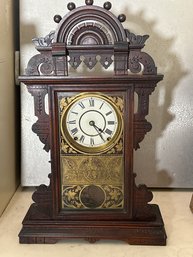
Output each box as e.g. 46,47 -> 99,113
19,0 -> 167,245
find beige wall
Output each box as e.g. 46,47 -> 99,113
20,0 -> 193,188
0,0 -> 19,215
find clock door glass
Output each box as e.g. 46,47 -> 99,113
59,92 -> 124,211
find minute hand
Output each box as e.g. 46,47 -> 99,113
89,120 -> 105,141
92,124 -> 105,142
93,124 -> 104,133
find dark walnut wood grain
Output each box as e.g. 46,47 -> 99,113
19,1 -> 166,245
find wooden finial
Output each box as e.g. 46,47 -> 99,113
118,14 -> 126,23
54,15 -> 62,23
67,2 -> 76,11
103,2 -> 112,10
85,0 -> 94,5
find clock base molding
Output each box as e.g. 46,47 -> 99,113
19,204 -> 166,245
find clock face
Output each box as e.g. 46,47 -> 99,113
61,93 -> 123,154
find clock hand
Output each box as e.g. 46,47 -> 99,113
94,125 -> 105,142
89,121 -> 104,133
89,121 -> 105,142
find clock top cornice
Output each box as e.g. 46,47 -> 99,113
20,0 -> 159,78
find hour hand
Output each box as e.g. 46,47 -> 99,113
89,121 -> 103,132
95,127 -> 105,142
89,121 -> 105,142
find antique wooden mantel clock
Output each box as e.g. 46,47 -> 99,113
19,0 -> 167,245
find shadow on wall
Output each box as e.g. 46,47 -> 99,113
20,23 -> 37,47
20,22 -> 38,74
123,7 -> 188,187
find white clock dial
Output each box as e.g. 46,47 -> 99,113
61,93 -> 123,154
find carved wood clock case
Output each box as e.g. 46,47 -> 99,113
19,0 -> 167,245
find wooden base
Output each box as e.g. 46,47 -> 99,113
190,194 -> 193,213
19,204 -> 167,245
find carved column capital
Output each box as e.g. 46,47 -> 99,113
27,85 -> 50,152
134,84 -> 156,150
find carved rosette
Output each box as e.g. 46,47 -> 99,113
26,53 -> 55,76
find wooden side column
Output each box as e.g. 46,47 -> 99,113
52,43 -> 68,76
114,42 -> 129,75
27,85 -> 50,152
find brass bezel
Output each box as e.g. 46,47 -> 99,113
60,92 -> 123,155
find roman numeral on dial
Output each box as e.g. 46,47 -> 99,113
99,102 -> 104,109
68,120 -> 76,124
90,138 -> 94,146
106,111 -> 112,116
78,102 -> 85,109
108,121 -> 115,125
71,111 -> 78,115
89,98 -> 94,107
79,135 -> 85,143
71,127 -> 78,135
105,128 -> 113,136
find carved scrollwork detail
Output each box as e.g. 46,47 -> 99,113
30,174 -> 53,219
129,51 -> 157,75
108,95 -> 124,113
128,53 -> 142,73
107,138 -> 123,154
139,52 -> 157,74
69,54 -> 81,69
128,51 -> 157,75
39,60 -> 54,75
125,30 -> 157,75
133,119 -> 152,150
32,31 -> 55,47
32,116 -> 50,152
133,174 -> 155,220
68,53 -> 114,70
61,138 -> 78,154
135,87 -> 155,118
32,183 -> 52,205
100,54 -> 113,69
134,86 -> 156,149
83,55 -> 97,69
59,95 -> 76,112
26,53 -> 54,76
27,86 -> 50,152
125,30 -> 149,47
